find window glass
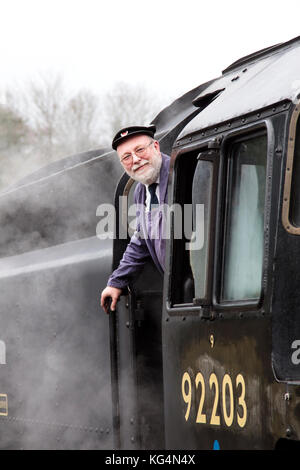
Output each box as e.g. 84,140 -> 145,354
170,152 -> 198,305
289,116 -> 300,226
222,135 -> 267,301
189,160 -> 213,299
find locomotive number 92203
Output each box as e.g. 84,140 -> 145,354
181,371 -> 247,428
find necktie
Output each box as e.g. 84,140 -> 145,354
148,183 -> 159,210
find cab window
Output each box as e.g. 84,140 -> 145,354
289,115 -> 300,226
221,134 -> 267,302
190,159 -> 214,300
170,151 -> 198,306
170,149 -> 216,307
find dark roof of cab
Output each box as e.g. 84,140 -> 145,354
177,35 -> 300,141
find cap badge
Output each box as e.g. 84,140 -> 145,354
120,131 -> 128,137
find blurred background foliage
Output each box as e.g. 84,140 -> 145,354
0,76 -> 169,191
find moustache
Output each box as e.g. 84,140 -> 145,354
132,160 -> 149,172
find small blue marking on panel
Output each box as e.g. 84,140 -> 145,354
213,440 -> 220,450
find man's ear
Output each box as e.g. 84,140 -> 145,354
154,140 -> 160,152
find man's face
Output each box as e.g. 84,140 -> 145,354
117,134 -> 162,185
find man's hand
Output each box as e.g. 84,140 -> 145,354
101,286 -> 122,314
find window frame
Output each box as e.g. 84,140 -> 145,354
282,101 -> 300,233
189,150 -> 219,306
166,123 -> 270,316
166,141 -> 219,315
213,126 -> 269,312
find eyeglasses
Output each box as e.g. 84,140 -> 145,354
120,141 -> 154,166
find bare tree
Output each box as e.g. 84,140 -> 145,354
0,95 -> 33,190
0,104 -> 28,151
99,81 -> 164,145
28,74 -> 65,160
58,89 -> 102,155
0,75 -> 104,190
0,77 -> 169,191
16,74 -> 103,163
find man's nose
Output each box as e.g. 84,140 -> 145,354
132,152 -> 141,163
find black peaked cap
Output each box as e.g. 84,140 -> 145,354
112,125 -> 156,150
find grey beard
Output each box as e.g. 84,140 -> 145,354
126,153 -> 162,185
131,166 -> 160,185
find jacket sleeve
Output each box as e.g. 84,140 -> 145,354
107,230 -> 150,289
107,186 -> 149,289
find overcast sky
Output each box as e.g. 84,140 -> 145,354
1,0 -> 300,104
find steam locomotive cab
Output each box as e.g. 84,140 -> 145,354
107,36 -> 300,451
161,37 -> 300,449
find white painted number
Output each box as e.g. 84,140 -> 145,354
291,340 -> 300,365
